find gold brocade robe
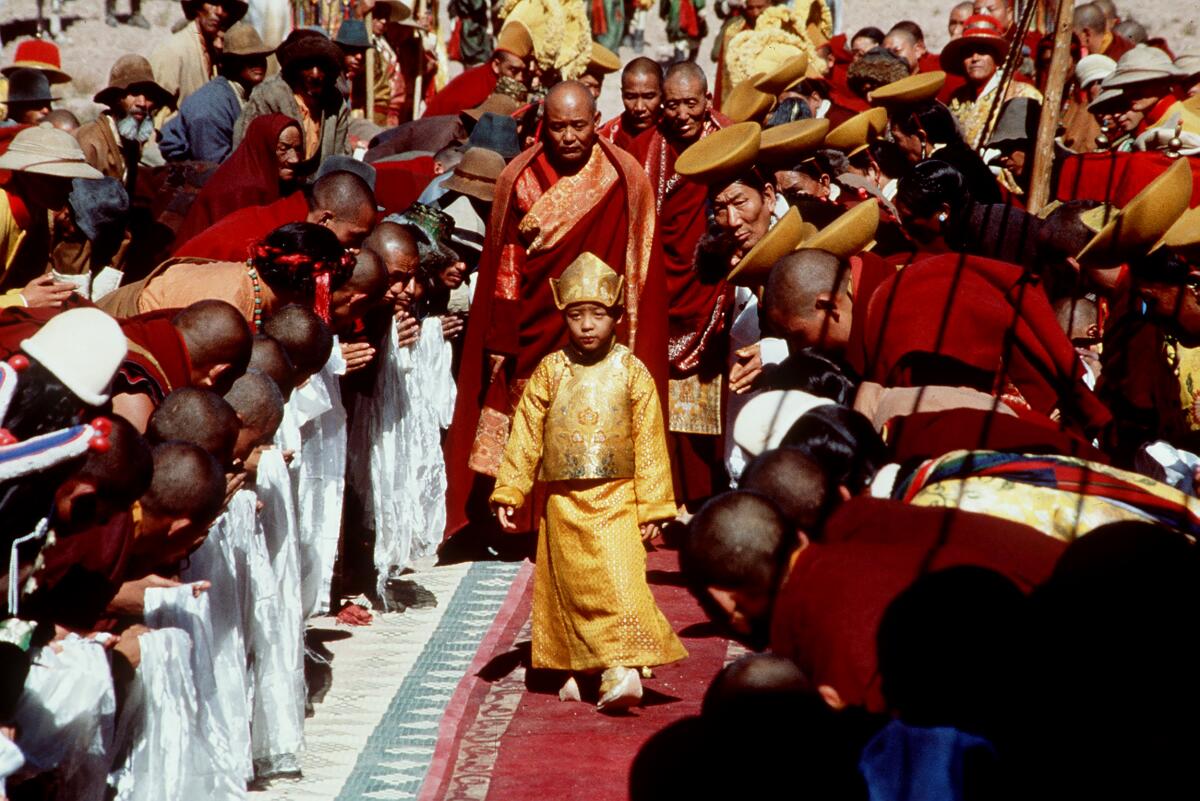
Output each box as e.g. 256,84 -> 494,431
491,343 -> 687,672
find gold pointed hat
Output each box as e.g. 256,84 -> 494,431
550,252 -> 624,309
824,107 -> 889,157
728,206 -> 806,286
675,121 -> 762,186
1152,204 -> 1200,258
799,198 -> 880,259
723,78 -> 777,123
1077,158 -> 1193,264
757,118 -> 831,168
868,71 -> 946,106
752,52 -> 811,95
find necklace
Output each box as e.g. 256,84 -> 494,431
247,266 -> 263,332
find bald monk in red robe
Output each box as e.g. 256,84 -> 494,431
597,56 -> 665,161
422,37 -> 529,118
172,171 -> 377,260
443,81 -> 667,539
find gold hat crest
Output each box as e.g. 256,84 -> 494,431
550,252 -> 624,309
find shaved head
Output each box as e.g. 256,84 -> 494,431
544,81 -> 599,173
683,491 -> 793,595
173,299 -> 254,393
310,170 -> 376,248
147,387 -> 240,469
739,448 -> 830,532
248,334 -> 297,400
1073,2 -> 1106,32
44,109 -> 80,133
331,250 -> 389,334
363,221 -> 420,279
546,80 -> 597,116
620,57 -> 663,134
664,61 -> 708,95
262,304 -> 334,382
140,441 -> 226,532
224,368 -> 286,459
623,56 -> 662,83
346,249 -> 389,296
702,653 -> 811,720
762,249 -> 853,356
74,415 -> 154,509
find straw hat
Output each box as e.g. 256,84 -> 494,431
757,118 -> 831,168
800,198 -> 880,259
939,15 -> 1009,77
550,252 -> 624,309
0,124 -> 103,179
221,22 -> 275,58
444,147 -> 506,202
1103,44 -> 1185,88
754,54 -> 811,95
824,107 -> 888,157
94,54 -> 174,110
1,39 -> 71,84
1077,158 -> 1192,263
674,121 -> 762,186
586,42 -> 621,76
868,71 -> 946,106
723,79 -> 776,124
495,20 -> 535,59
728,206 -> 806,286
21,308 -> 127,406
733,389 -> 834,456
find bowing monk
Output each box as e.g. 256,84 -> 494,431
444,80 -> 667,539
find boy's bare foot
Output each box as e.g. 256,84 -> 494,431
558,675 -> 581,702
597,667 -> 643,711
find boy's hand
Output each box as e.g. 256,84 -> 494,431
639,522 -> 661,543
493,503 -> 518,531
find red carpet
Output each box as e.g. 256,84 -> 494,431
419,547 -> 736,801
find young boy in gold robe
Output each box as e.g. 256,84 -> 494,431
490,252 -> 688,711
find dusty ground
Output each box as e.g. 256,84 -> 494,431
3,0 -> 1198,123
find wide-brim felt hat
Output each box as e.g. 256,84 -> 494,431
371,0 -> 414,22
587,42 -> 621,76
734,389 -> 834,456
800,198 -> 880,259
1102,44 -> 1186,88
0,123 -> 102,179
728,206 -> 806,286
987,96 -> 1041,150
1087,86 -> 1125,113
940,15 -> 1009,77
674,121 -> 762,186
723,79 -> 777,124
222,21 -> 276,58
334,18 -> 371,49
2,39 -> 71,84
277,29 -> 343,75
824,106 -> 888,157
94,54 -> 175,110
3,68 -> 58,104
463,93 -> 521,122
757,118 -> 830,168
68,177 -> 129,242
182,0 -> 248,24
752,52 -> 811,95
868,71 -> 945,106
467,111 -> 521,159
444,146 -> 506,202
1078,158 -> 1192,264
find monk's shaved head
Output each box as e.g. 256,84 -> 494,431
683,491 -> 794,595
331,250 -> 389,333
763,250 -> 847,317
739,448 -> 830,532
248,334 -> 297,400
310,170 -> 376,248
147,387 -> 240,469
224,368 -> 286,460
623,56 -> 662,84
762,249 -> 853,356
262,305 -> 333,382
363,221 -> 420,279
546,80 -> 597,116
702,653 -> 811,719
74,415 -> 154,508
173,299 -> 254,392
544,81 -> 599,172
346,249 -> 388,296
140,441 -> 226,531
664,61 -> 708,95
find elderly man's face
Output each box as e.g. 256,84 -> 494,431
661,74 -> 709,144
948,4 -> 972,38
544,87 -> 599,172
119,90 -> 153,122
712,181 -> 775,262
973,0 -> 1012,28
884,32 -> 922,72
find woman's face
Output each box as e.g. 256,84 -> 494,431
964,48 -> 997,85
276,125 -> 303,182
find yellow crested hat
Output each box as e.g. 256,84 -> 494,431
675,121 -> 762,186
799,198 -> 880,259
587,42 -> 621,76
868,71 -> 946,106
1153,204 -> 1200,258
824,107 -> 889,157
723,78 -> 777,123
1077,158 -> 1193,264
729,206 -> 806,286
550,252 -> 624,309
751,51 -> 811,95
757,118 -> 831,168
495,20 -> 535,59
500,0 -> 590,79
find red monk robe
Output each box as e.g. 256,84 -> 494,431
422,62 -> 498,118
172,191 -> 309,261
113,310 -> 194,405
443,137 -> 667,539
642,112 -> 734,503
597,114 -> 659,162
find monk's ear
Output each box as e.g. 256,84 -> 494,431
202,362 -> 230,388
593,109 -> 601,126
814,292 -> 839,319
817,684 -> 846,710
167,518 -> 193,539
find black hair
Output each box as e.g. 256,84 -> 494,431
252,221 -> 351,296
765,348 -> 859,405
851,27 -> 887,44
765,97 -> 813,127
779,404 -> 886,494
892,99 -> 966,148
793,148 -> 849,180
896,159 -> 972,222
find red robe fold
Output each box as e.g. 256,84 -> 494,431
172,190 -> 310,261
597,114 -> 659,162
1056,151 -> 1200,208
859,253 -> 1111,435
113,310 -> 194,405
443,138 -> 667,539
374,155 -> 438,215
422,63 -> 498,119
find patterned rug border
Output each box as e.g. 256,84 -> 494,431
333,558 -> 526,800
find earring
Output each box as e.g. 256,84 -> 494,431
938,212 -> 949,222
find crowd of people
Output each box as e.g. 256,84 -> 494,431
0,0 -> 1198,796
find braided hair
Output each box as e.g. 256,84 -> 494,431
248,222 -> 355,323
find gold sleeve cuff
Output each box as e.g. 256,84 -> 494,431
490,486 -> 526,509
637,500 -> 677,526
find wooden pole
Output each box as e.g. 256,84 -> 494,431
412,0 -> 427,118
1026,0 -> 1076,213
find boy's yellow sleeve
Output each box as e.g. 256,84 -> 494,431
490,358 -> 554,510
629,358 -> 677,524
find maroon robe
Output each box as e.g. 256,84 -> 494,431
443,138 -> 668,538
172,190 -> 310,261
885,407 -> 1110,465
374,155 -> 438,215
770,496 -> 1063,712
597,114 -> 659,162
422,62 -> 498,118
113,310 -> 194,405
